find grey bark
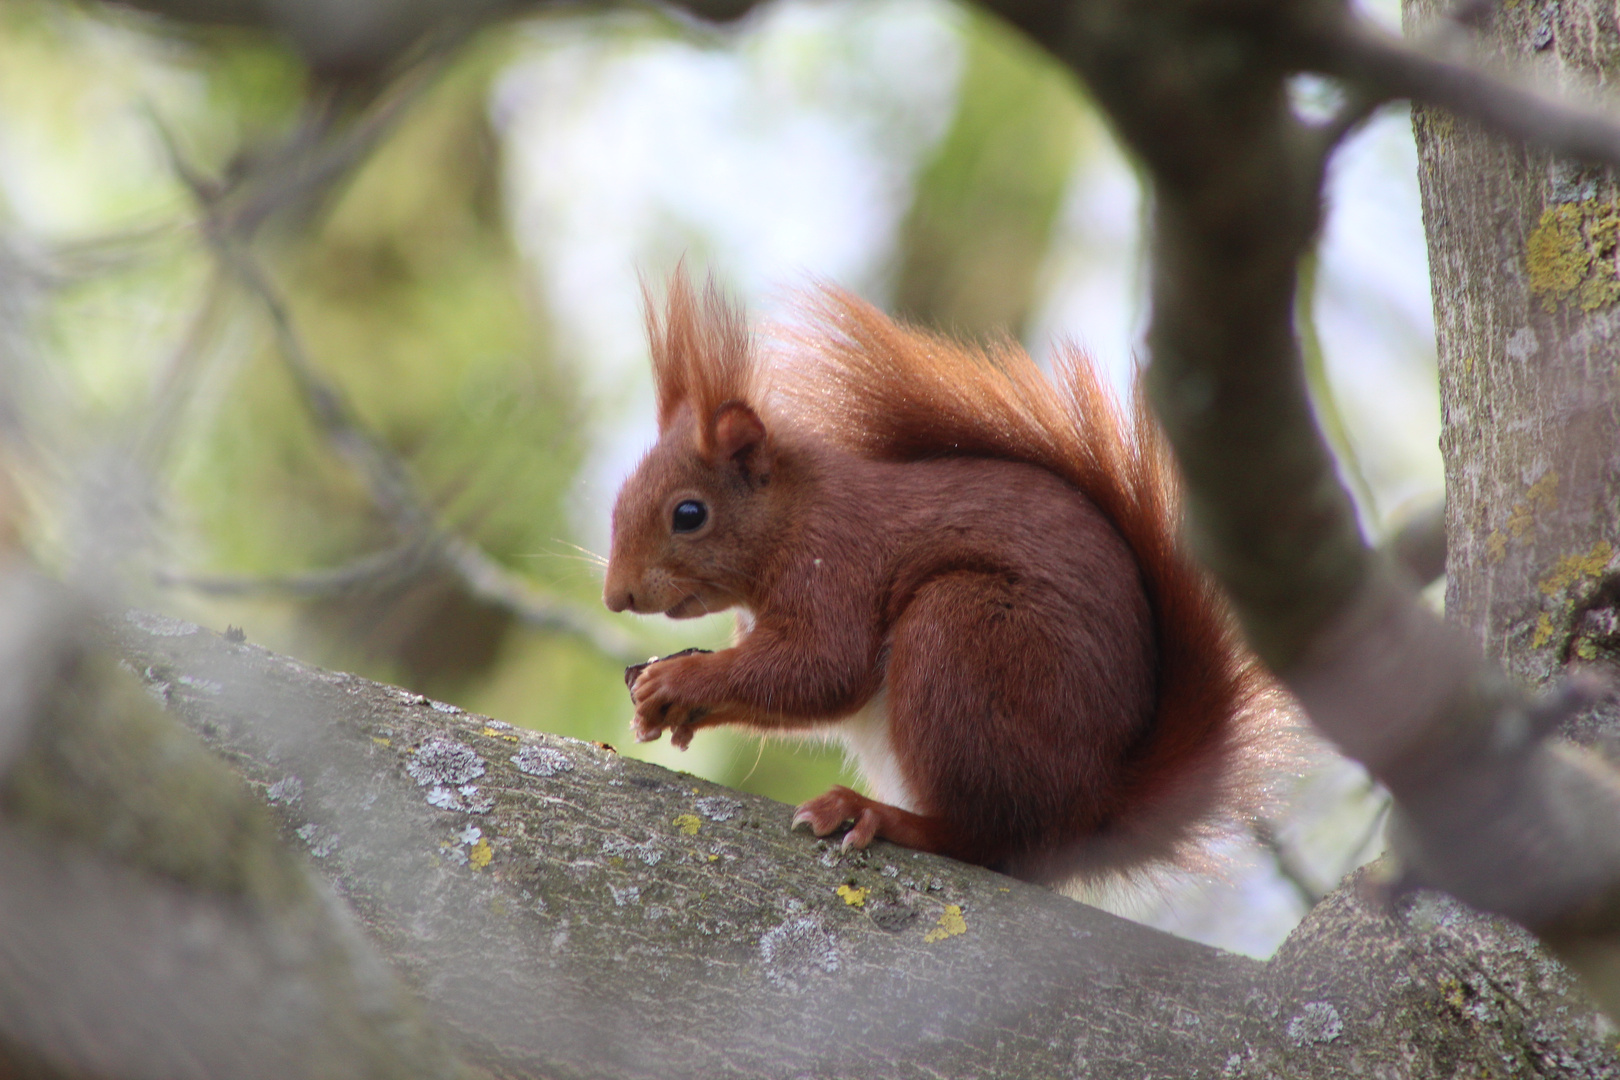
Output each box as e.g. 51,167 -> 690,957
39,592 -> 1597,1079
1407,0 -> 1620,732
0,569 -> 463,1080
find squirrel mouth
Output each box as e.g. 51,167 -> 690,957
665,595 -> 702,618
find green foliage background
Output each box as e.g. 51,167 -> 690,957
0,1 -> 1094,807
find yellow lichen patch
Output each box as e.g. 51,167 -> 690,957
1486,530 -> 1508,564
1528,471 -> 1559,513
672,813 -> 702,836
923,904 -> 967,944
481,726 -> 520,743
1527,202 -> 1620,313
469,837 -> 493,870
1582,273 -> 1620,312
707,854 -> 719,862
1533,613 -> 1555,649
837,884 -> 869,907
1496,475 -> 1559,550
1463,354 -> 1475,376
1529,205 -> 1591,311
1587,215 -> 1620,311
372,736 -> 392,748
1506,500 -> 1535,540
1539,541 -> 1615,596
1577,639 -> 1600,661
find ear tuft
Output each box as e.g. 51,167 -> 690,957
709,401 -> 768,470
646,263 -> 756,436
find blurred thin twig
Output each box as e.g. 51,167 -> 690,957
1315,18 -> 1620,170
215,240 -> 639,660
1255,784 -> 1392,911
145,55 -> 642,665
157,541 -> 431,597
1254,820 -> 1324,909
1295,254 -> 1380,531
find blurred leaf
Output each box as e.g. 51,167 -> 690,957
892,8 -> 1084,339
168,40 -> 585,686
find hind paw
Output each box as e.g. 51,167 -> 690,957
792,786 -> 882,849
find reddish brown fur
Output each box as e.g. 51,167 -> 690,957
644,270 -> 757,460
604,270 -> 1269,885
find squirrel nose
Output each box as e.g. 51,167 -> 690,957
604,587 -> 633,613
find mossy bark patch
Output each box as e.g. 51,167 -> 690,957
0,572 -> 463,1079
0,647 -> 308,905
1527,201 -> 1620,313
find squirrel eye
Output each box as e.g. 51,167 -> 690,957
671,499 -> 708,534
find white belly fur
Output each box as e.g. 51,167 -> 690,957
737,610 -> 915,813
826,688 -> 918,813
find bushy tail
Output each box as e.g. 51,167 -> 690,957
773,287 -> 1283,879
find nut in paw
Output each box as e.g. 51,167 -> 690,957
629,654 -> 709,747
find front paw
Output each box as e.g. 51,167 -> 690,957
623,647 -> 711,691
629,656 -> 709,748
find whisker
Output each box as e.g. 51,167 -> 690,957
551,538 -> 610,567
515,541 -> 609,570
671,572 -> 748,605
514,551 -> 606,569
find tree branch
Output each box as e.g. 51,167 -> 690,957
1382,499 -> 1447,588
90,597 -> 1612,1077
0,567 -> 462,1078
1314,18 -> 1620,170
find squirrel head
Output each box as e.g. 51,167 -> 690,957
603,271 -> 780,619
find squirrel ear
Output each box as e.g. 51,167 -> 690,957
709,401 -> 769,472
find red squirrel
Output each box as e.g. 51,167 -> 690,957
603,271 -> 1269,884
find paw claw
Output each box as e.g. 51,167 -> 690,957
841,807 -> 879,849
794,786 -> 886,844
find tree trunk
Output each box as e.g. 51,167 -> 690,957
1408,0 -> 1620,736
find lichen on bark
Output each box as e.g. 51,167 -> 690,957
1525,201 -> 1620,313
1409,0 -> 1620,696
